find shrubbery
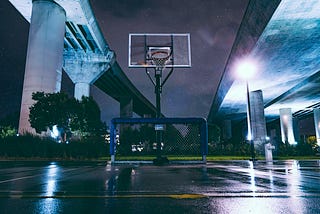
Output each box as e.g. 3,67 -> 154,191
0,134 -> 108,159
208,139 -> 251,156
276,141 -> 317,157
208,138 -> 318,157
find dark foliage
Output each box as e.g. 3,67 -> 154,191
208,139 -> 251,156
29,92 -> 106,140
0,135 -> 108,159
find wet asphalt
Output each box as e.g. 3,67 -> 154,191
0,160 -> 320,213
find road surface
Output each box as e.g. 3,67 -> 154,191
0,160 -> 320,213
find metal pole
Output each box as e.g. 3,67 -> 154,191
155,67 -> 162,159
246,81 -> 255,161
110,121 -> 115,164
155,68 -> 162,118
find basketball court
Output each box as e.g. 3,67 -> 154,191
1,160 -> 320,213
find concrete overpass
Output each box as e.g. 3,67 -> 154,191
9,0 -> 158,133
208,0 -> 320,145
94,61 -> 158,118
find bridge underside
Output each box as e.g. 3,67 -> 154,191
94,62 -> 158,117
208,0 -> 320,123
11,0 -> 159,127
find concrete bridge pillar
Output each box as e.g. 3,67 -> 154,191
63,51 -> 114,100
63,52 -> 111,100
279,108 -> 296,144
19,0 -> 66,134
74,82 -> 90,100
313,108 -> 320,145
119,97 -> 133,141
293,117 -> 300,143
222,120 -> 232,140
249,90 -> 267,153
120,97 -> 133,118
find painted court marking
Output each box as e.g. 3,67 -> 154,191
1,192 -> 320,199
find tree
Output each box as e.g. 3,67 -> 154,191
29,92 -> 105,140
71,96 -> 106,137
29,92 -> 78,134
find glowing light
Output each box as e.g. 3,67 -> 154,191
236,58 -> 257,80
50,125 -> 60,139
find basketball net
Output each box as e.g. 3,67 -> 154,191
151,50 -> 170,68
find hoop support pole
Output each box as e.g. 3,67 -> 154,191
162,67 -> 174,87
155,67 -> 163,159
146,69 -> 156,86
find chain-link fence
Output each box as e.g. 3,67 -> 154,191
109,118 -> 208,163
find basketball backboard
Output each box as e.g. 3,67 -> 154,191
129,33 -> 191,68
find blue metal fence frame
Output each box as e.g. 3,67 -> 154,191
110,117 -> 208,163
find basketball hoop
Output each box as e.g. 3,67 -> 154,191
148,47 -> 171,68
151,51 -> 170,68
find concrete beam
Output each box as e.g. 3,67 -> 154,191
313,108 -> 320,145
18,0 -> 66,134
250,90 -> 267,151
279,108 -> 296,145
9,0 -> 109,53
63,50 -> 115,99
120,97 -> 133,118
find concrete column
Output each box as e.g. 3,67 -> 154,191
293,117 -> 300,143
279,108 -> 296,144
119,97 -> 133,143
313,108 -> 320,145
74,82 -> 90,100
120,97 -> 133,118
63,51 -> 113,100
270,129 -> 277,140
222,120 -> 232,140
19,0 -> 66,134
249,90 -> 267,151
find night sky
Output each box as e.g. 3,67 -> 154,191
0,0 -> 248,124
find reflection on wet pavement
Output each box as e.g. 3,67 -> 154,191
0,160 -> 320,213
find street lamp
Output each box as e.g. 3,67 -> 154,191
236,59 -> 257,161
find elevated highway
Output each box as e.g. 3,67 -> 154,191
10,0 -> 158,132
208,0 -> 320,122
208,0 -> 320,144
94,61 -> 158,117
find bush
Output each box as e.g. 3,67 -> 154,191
0,134 -> 108,159
0,126 -> 17,138
208,139 -> 317,157
208,139 -> 250,156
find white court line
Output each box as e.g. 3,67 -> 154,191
1,192 -> 320,199
0,168 -> 80,184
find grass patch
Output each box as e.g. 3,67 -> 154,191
107,155 -> 252,161
273,156 -> 320,160
114,156 -> 156,161
102,155 -> 320,162
206,156 -> 251,161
